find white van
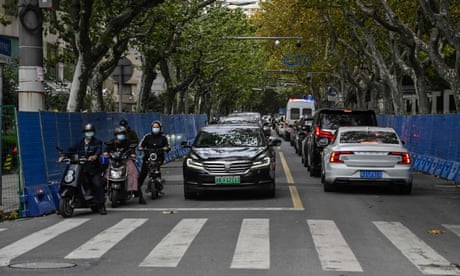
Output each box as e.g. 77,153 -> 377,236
283,97 -> 316,142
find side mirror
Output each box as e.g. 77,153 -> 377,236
269,137 -> 282,146
181,141 -> 191,148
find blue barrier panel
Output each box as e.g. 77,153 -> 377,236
433,159 -> 445,177
441,161 -> 453,179
413,154 -> 423,171
455,166 -> 460,184
447,162 -> 460,181
48,182 -> 61,209
428,158 -> 439,175
422,156 -> 433,173
20,184 -> 56,217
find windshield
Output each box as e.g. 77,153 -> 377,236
320,112 -> 376,129
194,128 -> 266,147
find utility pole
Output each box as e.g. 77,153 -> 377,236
18,0 -> 45,111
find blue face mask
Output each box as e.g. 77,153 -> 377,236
152,128 -> 160,134
116,134 -> 126,141
85,131 -> 95,138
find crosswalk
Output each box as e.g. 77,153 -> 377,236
0,218 -> 459,275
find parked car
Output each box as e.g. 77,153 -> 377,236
302,108 -> 378,177
321,126 -> 412,194
181,124 -> 282,199
294,117 -> 313,156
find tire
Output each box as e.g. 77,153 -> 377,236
321,173 -> 334,192
59,197 -> 74,218
266,182 -> 276,198
184,185 -> 194,199
151,180 -> 159,199
111,190 -> 119,208
398,183 -> 412,195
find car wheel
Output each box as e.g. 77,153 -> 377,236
184,185 -> 195,199
322,174 -> 335,192
265,182 -> 276,198
398,183 -> 412,195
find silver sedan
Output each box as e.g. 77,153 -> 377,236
321,126 -> 413,194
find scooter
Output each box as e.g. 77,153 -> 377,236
57,147 -> 99,218
105,145 -> 137,207
143,148 -> 165,199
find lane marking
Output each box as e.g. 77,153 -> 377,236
0,228 -> 6,232
0,218 -> 89,266
443,224 -> 460,237
139,218 -> 207,267
374,221 -> 460,275
65,218 -> 147,259
307,219 -> 363,272
109,207 -> 304,211
278,151 -> 304,209
231,218 -> 270,269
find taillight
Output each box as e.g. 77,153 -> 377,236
329,151 -> 353,163
315,125 -> 334,140
389,152 -> 411,164
285,120 -> 289,126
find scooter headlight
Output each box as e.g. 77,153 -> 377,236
64,170 -> 75,183
110,169 -> 123,179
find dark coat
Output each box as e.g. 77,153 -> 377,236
67,137 -> 102,175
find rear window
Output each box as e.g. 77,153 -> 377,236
340,130 -> 399,144
319,111 -> 376,129
291,108 -> 300,120
302,108 -> 313,118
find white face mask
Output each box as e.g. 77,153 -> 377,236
85,131 -> 95,138
152,128 -> 160,134
116,134 -> 126,141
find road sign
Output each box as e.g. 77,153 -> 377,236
112,57 -> 134,83
0,37 -> 11,57
283,54 -> 310,67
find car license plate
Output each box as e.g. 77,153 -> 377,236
215,176 -> 240,184
360,170 -> 382,178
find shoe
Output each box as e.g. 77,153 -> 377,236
138,196 -> 146,205
99,205 -> 107,215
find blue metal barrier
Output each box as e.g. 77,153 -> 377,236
20,184 -> 56,217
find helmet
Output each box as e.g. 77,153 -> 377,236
114,126 -> 127,135
82,123 -> 95,133
119,119 -> 128,127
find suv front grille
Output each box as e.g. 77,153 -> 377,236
203,160 -> 252,174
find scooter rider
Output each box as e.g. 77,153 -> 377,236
137,120 -> 170,204
103,126 -> 138,192
58,123 -> 106,215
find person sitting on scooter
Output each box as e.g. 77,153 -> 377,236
58,123 -> 106,215
137,120 -> 171,204
103,126 -> 138,192
119,119 -> 139,145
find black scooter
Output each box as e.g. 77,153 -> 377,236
142,148 -> 165,199
57,147 -> 99,218
105,144 -> 137,207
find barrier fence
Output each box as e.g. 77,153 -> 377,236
1,112 -> 458,218
377,114 -> 460,183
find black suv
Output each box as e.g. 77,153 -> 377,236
301,108 -> 378,177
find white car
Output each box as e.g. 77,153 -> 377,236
321,126 -> 413,194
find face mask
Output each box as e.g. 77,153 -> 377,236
152,127 -> 160,134
116,134 -> 126,141
85,131 -> 95,138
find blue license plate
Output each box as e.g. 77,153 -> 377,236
360,170 -> 382,178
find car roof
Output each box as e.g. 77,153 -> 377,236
337,126 -> 396,133
200,124 -> 262,131
314,108 -> 376,114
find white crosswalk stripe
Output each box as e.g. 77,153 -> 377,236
307,219 -> 363,272
65,218 -> 147,259
0,218 -> 458,274
443,224 -> 460,237
139,218 -> 207,267
0,218 -> 89,267
374,221 -> 460,275
231,218 -> 270,269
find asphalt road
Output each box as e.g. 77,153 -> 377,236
0,137 -> 459,276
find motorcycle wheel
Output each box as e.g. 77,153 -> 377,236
59,197 -> 74,218
111,190 -> 119,208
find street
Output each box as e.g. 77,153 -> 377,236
0,139 -> 459,276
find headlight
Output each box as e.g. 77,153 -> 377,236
110,169 -> 123,178
186,158 -> 204,170
251,157 -> 270,169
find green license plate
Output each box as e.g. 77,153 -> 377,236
215,176 -> 241,184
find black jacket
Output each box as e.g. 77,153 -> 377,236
67,137 -> 102,175
138,133 -> 170,161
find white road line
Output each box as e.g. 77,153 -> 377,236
139,218 -> 207,267
0,218 -> 89,267
110,207 -> 304,211
374,221 -> 460,275
231,218 -> 270,270
0,228 -> 6,232
65,218 -> 147,259
307,219 -> 363,272
443,224 -> 460,237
